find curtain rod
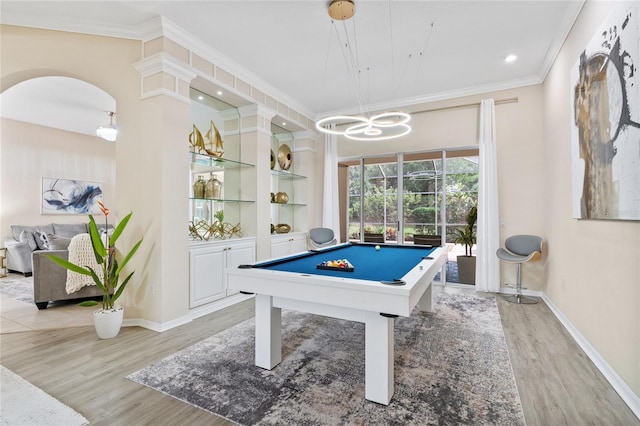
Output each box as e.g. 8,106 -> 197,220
330,97 -> 519,127
410,97 -> 518,115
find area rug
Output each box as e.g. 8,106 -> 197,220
0,365 -> 89,426
128,291 -> 524,425
0,274 -> 34,304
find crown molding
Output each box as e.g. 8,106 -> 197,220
133,52 -> 197,82
317,75 -> 543,119
0,10 -> 141,40
238,104 -> 277,120
144,17 -> 315,121
537,0 -> 586,81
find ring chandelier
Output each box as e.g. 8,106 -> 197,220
316,0 -> 411,142
315,111 -> 411,141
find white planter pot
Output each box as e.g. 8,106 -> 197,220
93,307 -> 124,339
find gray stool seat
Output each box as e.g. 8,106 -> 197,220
309,228 -> 337,249
497,235 -> 542,304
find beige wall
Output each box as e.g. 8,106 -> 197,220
542,1 -> 640,397
0,25 -> 192,324
337,84 -> 546,289
1,118 -> 116,231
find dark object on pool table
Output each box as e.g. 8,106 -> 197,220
317,264 -> 354,272
380,279 -> 406,286
317,259 -> 354,272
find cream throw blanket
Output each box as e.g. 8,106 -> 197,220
66,233 -> 102,294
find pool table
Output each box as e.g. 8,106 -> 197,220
227,242 -> 447,405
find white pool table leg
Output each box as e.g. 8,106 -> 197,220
417,281 -> 434,312
255,294 -> 282,370
364,311 -> 394,405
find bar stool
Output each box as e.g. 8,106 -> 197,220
496,235 -> 542,304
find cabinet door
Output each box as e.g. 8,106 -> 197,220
189,246 -> 226,308
290,235 -> 308,254
225,243 -> 255,296
270,238 -> 291,259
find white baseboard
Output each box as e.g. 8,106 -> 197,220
123,293 -> 253,332
542,293 -> 640,420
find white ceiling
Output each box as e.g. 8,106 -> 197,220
1,0 -> 585,123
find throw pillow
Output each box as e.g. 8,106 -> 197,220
19,230 -> 38,251
46,234 -> 72,250
34,230 -> 49,250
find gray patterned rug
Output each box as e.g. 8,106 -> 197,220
0,274 -> 34,304
128,291 -> 524,425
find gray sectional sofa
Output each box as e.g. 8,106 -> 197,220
3,223 -> 105,309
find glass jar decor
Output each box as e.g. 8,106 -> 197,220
205,173 -> 222,199
193,175 -> 205,199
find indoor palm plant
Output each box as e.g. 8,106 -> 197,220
454,204 -> 477,284
47,201 -> 143,338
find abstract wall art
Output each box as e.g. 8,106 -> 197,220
41,177 -> 103,215
570,2 -> 640,220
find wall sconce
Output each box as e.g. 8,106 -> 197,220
96,111 -> 118,141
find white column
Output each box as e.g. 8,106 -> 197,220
364,311 -> 394,405
255,293 -> 282,369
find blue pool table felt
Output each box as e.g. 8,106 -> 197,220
254,243 -> 437,282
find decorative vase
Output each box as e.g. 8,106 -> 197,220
205,173 -> 222,199
275,192 -> 289,203
193,176 -> 205,199
275,223 -> 291,234
93,307 -> 124,339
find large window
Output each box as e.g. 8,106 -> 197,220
343,149 -> 478,283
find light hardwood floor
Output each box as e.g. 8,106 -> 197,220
0,286 -> 638,426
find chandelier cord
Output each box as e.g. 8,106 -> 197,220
315,0 -> 412,142
388,0 -> 396,99
334,17 -> 369,117
321,21 -> 336,97
415,22 -> 435,84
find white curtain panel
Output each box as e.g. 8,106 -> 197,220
476,98 -> 501,293
322,132 -> 341,242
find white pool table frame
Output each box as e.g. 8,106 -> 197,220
227,244 -> 447,405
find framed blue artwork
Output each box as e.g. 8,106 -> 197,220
41,177 -> 103,215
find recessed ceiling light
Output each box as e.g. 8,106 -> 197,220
217,90 -> 223,96
505,54 -> 517,63
197,95 -> 204,100
282,122 -> 287,126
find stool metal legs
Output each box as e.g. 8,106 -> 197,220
501,263 -> 538,304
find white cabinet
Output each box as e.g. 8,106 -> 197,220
189,238 -> 255,308
270,232 -> 307,259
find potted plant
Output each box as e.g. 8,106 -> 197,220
454,204 -> 477,284
46,201 -> 143,339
